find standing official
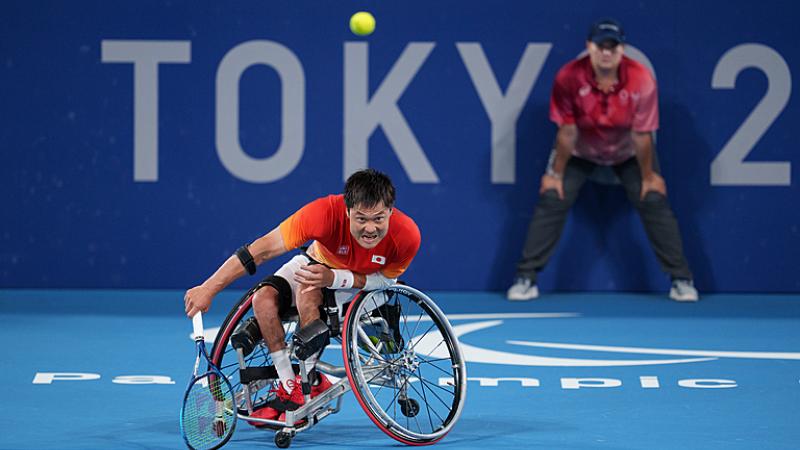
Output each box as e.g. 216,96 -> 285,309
507,18 -> 698,302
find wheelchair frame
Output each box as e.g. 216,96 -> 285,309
208,283 -> 467,448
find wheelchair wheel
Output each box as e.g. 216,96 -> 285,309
208,285 -> 301,416
342,285 -> 466,445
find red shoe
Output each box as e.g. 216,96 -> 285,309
271,374 -> 332,427
247,405 -> 280,427
247,380 -> 304,428
310,373 -> 332,398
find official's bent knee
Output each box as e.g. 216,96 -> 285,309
538,189 -> 571,211
633,191 -> 672,213
642,191 -> 667,202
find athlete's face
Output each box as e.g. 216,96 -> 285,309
587,40 -> 624,72
347,202 -> 393,249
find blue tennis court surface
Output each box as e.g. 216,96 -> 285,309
3,290 -> 799,449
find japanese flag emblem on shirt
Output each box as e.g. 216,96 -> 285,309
371,255 -> 386,265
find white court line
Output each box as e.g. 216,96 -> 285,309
198,313 -> 578,343
416,320 -> 715,367
419,312 -> 580,322
324,313 -> 578,349
508,340 -> 800,360
447,312 -> 579,320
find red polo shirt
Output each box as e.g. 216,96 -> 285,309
550,55 -> 658,165
279,194 -> 421,278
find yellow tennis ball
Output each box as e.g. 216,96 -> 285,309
349,11 -> 375,36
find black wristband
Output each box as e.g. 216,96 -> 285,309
235,245 -> 257,275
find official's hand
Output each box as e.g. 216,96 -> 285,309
640,173 -> 667,200
184,285 -> 214,317
295,264 -> 334,294
540,174 -> 565,200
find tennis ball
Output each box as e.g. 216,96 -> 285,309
349,11 -> 375,36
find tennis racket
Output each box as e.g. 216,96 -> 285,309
180,313 -> 237,450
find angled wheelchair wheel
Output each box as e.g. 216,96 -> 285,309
342,285 -> 467,445
208,285 -> 301,416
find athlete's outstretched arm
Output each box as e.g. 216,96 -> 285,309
295,266 -> 399,293
294,265 -> 366,292
184,228 -> 288,317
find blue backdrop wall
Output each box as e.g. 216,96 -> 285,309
2,0 -> 798,292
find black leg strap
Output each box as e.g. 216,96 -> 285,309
239,364 -> 301,384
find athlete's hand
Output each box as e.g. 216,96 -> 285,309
640,173 -> 667,200
295,264 -> 334,294
540,174 -> 565,200
184,285 -> 214,317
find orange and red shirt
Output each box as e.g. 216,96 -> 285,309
279,194 -> 420,278
550,55 -> 658,165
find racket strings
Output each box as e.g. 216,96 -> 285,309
182,373 -> 236,450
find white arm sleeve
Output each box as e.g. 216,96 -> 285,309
364,272 -> 397,291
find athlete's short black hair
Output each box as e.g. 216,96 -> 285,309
344,169 -> 396,210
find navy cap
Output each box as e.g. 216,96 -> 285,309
587,18 -> 625,45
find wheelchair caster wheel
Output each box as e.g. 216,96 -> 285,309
399,398 -> 420,417
274,431 -> 293,448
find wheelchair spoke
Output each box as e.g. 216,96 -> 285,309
416,337 -> 447,359
371,373 -> 390,400
411,398 -> 422,434
406,372 -> 455,403
399,365 -> 455,408
415,355 -> 453,365
415,372 -> 456,401
387,368 -> 445,435
406,371 -> 449,423
362,360 -> 401,386
362,362 -> 393,384
400,297 -> 412,341
409,308 -> 426,343
408,322 -> 438,353
416,366 -> 437,433
252,345 -> 270,362
393,382 -> 399,425
369,296 -> 385,321
416,356 -> 458,378
404,374 -> 455,410
362,353 -> 409,374
360,352 -> 452,389
382,372 -> 409,415
356,341 -> 391,365
220,359 -> 238,371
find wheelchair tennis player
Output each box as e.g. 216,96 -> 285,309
184,169 -> 420,424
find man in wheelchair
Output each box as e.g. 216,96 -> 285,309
184,169 -> 421,424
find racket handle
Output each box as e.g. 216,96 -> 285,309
192,312 -> 204,339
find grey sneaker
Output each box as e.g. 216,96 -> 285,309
507,277 -> 539,301
670,279 -> 699,302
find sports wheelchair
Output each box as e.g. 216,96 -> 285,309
208,282 -> 467,448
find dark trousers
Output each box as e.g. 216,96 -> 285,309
516,156 -> 693,282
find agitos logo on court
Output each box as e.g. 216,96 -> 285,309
31,313 -> 800,389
